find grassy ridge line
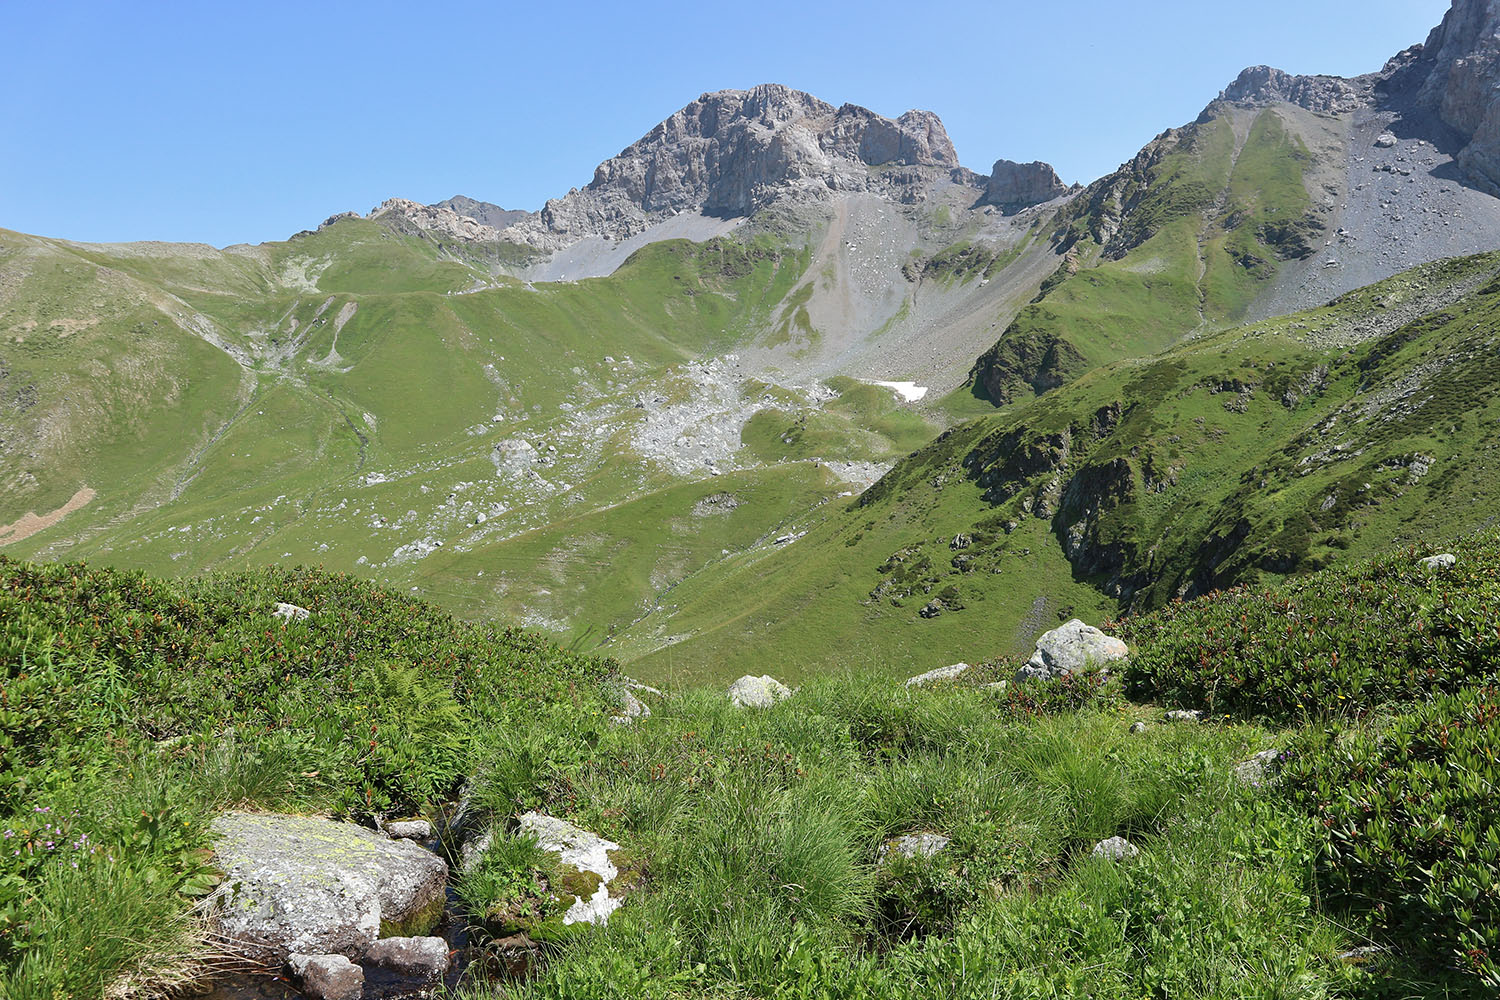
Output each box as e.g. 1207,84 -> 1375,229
969,106 -> 1324,406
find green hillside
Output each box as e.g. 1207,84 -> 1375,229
1,222 -> 942,640
969,106 -> 1327,404
5,534 -> 1496,997
615,252 -> 1500,683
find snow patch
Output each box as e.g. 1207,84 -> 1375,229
868,380 -> 928,402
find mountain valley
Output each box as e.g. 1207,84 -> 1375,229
5,4 -> 1500,687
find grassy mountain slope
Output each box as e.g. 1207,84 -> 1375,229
6,534 -> 1496,997
2,221 -> 950,636
969,106 -> 1328,404
615,252 -> 1500,684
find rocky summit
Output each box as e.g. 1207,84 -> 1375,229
494,84 -> 968,249
983,159 -> 1071,212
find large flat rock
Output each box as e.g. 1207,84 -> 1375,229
209,812 -> 447,962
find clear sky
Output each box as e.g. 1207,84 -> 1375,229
0,0 -> 1450,248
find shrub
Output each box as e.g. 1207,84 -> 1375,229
1121,536 -> 1500,720
1282,686 -> 1500,986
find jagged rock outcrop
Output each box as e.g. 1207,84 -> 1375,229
368,198 -> 504,242
432,195 -> 530,229
1402,0 -> 1500,193
1209,65 -> 1373,117
983,159 -> 1071,212
495,84 -> 967,249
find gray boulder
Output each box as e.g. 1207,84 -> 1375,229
1163,709 -> 1205,724
1233,749 -> 1283,788
1419,552 -> 1456,571
208,812 -> 447,962
383,819 -> 433,841
984,159 -> 1070,211
1014,619 -> 1128,684
1374,132 -> 1399,148
903,662 -> 971,688
727,674 -> 792,708
287,954 -> 363,1000
273,602 -> 311,622
364,935 -> 450,979
610,688 -> 651,726
1091,836 -> 1140,861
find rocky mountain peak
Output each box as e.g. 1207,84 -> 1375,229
367,198 -> 503,242
1208,65 -> 1372,117
983,159 -> 1070,212
431,196 -> 529,230
497,84 -> 974,250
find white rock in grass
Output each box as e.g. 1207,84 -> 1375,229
904,662 -> 971,687
1163,709 -> 1205,724
1091,836 -> 1140,861
1233,749 -> 1283,787
879,832 -> 951,861
727,674 -> 792,708
1418,552 -> 1456,571
610,688 -> 651,726
517,812 -> 622,925
273,602 -> 311,621
1015,620 -> 1128,684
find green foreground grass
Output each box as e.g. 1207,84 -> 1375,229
2,532 -> 1498,998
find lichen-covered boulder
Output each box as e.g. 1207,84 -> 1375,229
1419,552 -> 1457,571
209,812 -> 447,962
878,832 -> 951,862
727,674 -> 792,708
1014,619 -> 1128,684
903,663 -> 971,688
517,812 -> 623,925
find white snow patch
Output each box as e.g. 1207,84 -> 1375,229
867,380 -> 928,402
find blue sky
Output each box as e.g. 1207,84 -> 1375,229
0,0 -> 1449,247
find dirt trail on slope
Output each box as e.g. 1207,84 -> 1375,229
0,487 -> 96,546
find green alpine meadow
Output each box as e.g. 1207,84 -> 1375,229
3,0 -> 1499,996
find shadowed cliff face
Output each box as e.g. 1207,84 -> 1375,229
1406,0 -> 1500,193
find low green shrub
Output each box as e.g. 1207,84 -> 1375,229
1282,685 -> 1500,986
1121,535 -> 1500,720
